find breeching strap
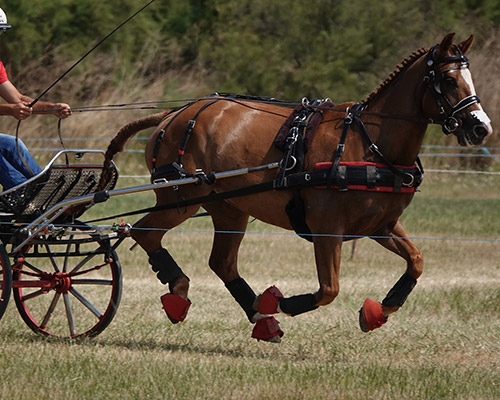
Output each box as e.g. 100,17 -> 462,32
150,99 -> 222,177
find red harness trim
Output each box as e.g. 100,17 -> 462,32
313,161 -> 418,193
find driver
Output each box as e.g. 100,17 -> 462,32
0,7 -> 71,190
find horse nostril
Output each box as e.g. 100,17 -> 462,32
473,124 -> 488,139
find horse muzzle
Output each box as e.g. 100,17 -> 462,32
454,123 -> 492,146
453,113 -> 493,146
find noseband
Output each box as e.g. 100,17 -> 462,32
423,44 -> 480,134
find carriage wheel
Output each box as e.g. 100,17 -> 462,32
0,243 -> 12,321
12,236 -> 122,338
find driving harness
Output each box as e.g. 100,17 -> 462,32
145,95 -> 423,242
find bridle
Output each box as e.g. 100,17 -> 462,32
423,44 -> 480,135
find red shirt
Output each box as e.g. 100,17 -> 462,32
0,62 -> 8,84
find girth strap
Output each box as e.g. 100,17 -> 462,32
279,162 -> 422,193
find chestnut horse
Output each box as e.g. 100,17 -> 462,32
100,33 -> 492,342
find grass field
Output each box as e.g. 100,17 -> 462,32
0,169 -> 499,399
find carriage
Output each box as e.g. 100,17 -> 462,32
0,33 -> 493,342
0,149 -> 125,337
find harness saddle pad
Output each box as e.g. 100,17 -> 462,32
273,101 -> 335,151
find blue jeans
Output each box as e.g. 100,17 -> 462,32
0,133 -> 42,190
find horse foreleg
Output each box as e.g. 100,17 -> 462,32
256,235 -> 341,318
132,207 -> 200,323
359,219 -> 423,332
312,236 -> 342,306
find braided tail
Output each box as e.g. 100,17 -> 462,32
97,111 -> 169,191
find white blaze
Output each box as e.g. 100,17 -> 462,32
460,68 -> 492,125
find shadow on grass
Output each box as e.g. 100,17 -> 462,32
1,322 -> 349,362
0,327 -> 257,359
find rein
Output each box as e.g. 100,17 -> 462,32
64,97 -> 431,123
15,0 -> 157,178
27,40 -> 482,127
29,0 -> 158,109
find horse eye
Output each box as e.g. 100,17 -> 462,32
444,77 -> 458,89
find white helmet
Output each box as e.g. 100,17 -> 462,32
0,8 -> 11,30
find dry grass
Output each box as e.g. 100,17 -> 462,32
1,173 -> 499,399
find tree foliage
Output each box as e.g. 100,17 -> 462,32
0,0 -> 499,103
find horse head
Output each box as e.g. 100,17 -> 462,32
422,33 -> 493,146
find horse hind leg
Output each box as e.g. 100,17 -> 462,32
132,206 -> 200,323
359,219 -> 422,332
204,201 -> 284,342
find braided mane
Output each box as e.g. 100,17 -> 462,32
363,47 -> 428,104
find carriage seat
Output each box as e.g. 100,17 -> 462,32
0,149 -> 118,220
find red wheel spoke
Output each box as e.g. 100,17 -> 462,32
18,260 -> 45,275
62,238 -> 73,272
43,242 -> 61,273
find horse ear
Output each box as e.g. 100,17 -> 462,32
458,35 -> 474,54
437,33 -> 455,54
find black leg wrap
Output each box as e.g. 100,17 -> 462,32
381,272 -> 417,307
225,278 -> 257,322
279,294 -> 318,317
148,248 -> 185,287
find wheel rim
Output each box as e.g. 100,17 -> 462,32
0,243 -> 12,321
12,235 -> 122,338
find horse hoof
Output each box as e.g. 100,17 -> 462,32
256,285 -> 284,314
359,298 -> 388,332
251,316 -> 284,342
160,293 -> 191,324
